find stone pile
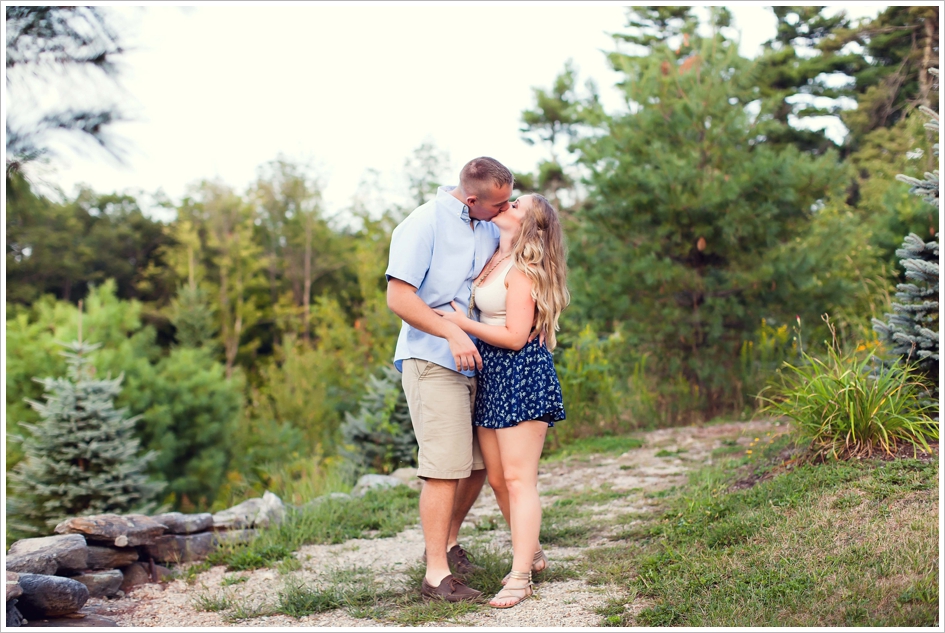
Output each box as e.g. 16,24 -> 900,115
4,491 -> 286,628
4,473 -> 417,628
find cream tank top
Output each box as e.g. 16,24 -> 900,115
474,261 -> 515,326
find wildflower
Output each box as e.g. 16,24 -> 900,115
746,450 -> 753,454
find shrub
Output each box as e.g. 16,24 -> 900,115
339,364 -> 416,475
761,320 -> 937,459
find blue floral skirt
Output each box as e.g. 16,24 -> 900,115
473,336 -> 566,429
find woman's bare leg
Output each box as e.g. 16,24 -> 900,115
493,420 -> 547,606
476,427 -> 511,527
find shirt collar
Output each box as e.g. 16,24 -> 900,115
438,185 -> 472,223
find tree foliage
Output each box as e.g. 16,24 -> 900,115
557,11 -> 843,415
8,339 -> 163,536
5,174 -> 174,305
5,6 -> 129,176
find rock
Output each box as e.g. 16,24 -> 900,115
5,553 -> 57,576
7,572 -> 22,601
149,512 -> 212,534
7,600 -> 24,628
211,529 -> 257,546
118,564 -> 150,592
86,546 -> 138,570
55,515 -> 167,547
117,562 -> 173,592
141,532 -> 215,563
6,535 -> 88,575
20,608 -> 118,627
390,467 -> 423,491
212,491 -> 285,529
69,570 -> 123,598
351,474 -> 404,497
16,574 -> 89,619
295,492 -> 351,514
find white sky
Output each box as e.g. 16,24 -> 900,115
7,2 -> 885,222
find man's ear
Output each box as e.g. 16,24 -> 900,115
465,195 -> 478,207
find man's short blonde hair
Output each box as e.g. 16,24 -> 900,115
459,157 -> 514,198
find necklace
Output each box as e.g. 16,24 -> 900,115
468,250 -> 511,317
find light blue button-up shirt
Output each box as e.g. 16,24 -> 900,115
386,186 -> 500,376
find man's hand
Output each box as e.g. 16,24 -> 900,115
527,326 -> 547,347
388,279 -> 482,372
446,327 -> 483,372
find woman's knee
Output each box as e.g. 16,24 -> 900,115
502,470 -> 536,496
487,472 -> 507,494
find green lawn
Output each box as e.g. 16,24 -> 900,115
585,435 -> 939,627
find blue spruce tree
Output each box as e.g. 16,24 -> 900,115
873,69 -> 940,400
8,338 -> 164,535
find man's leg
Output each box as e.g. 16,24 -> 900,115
447,467 -> 486,549
402,360 -> 481,599
420,477 -> 457,586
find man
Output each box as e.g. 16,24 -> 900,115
386,157 -> 514,602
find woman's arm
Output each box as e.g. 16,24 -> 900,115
434,267 -> 535,351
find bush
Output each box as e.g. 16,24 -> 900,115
339,364 -> 416,475
554,325 -> 624,443
761,321 -> 937,459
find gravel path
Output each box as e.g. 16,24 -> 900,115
84,419 -> 782,627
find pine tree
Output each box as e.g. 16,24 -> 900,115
170,246 -> 217,349
873,73 -> 940,397
8,338 -> 163,535
339,365 -> 416,475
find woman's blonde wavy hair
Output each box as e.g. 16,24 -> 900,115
511,193 -> 570,351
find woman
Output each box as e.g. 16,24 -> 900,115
434,193 -> 569,608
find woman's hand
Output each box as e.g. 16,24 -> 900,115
433,301 -> 471,329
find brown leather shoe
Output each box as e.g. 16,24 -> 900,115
420,574 -> 483,602
447,545 -> 484,576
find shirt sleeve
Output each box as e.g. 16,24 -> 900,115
385,214 -> 434,288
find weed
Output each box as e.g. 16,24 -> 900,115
596,597 -> 631,626
179,560 -> 212,585
224,599 -> 273,622
760,321 -> 938,459
192,588 -> 233,612
277,556 -> 303,574
221,574 -> 249,586
277,581 -> 345,617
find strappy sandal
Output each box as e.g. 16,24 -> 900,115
502,549 -> 548,585
489,570 -> 532,609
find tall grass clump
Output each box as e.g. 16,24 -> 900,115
761,320 -> 937,459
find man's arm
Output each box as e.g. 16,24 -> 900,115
387,278 -> 483,372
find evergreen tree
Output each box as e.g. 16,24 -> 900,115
339,365 -> 416,475
170,246 -> 217,349
8,338 -> 163,535
6,6 -> 129,176
873,74 -> 939,395
558,8 -> 843,416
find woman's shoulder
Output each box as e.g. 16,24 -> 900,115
506,262 -> 531,288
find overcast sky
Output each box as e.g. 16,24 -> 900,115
12,3 -> 883,222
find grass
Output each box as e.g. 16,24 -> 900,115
275,566 -> 396,618
205,486 -> 420,571
760,326 -> 938,459
542,434 -> 644,460
582,434 -> 939,627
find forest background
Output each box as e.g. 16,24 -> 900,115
4,6 -> 940,544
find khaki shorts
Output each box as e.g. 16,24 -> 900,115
401,359 -> 484,480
